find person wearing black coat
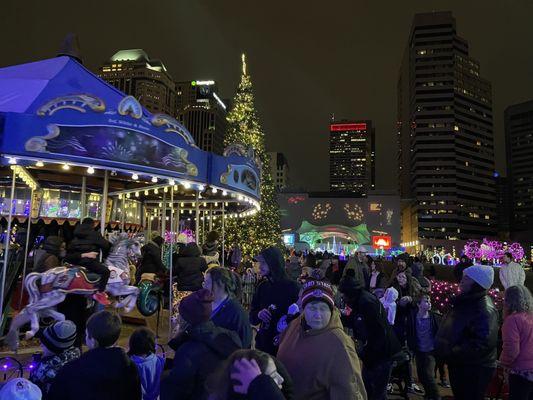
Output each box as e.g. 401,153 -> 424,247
453,255 -> 473,283
435,265 -> 499,400
339,270 -> 401,400
205,267 -> 252,348
173,242 -> 208,291
48,311 -> 141,400
161,289 -> 242,400
137,235 -> 165,282
250,247 -> 300,356
64,217 -> 111,294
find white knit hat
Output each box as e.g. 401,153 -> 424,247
0,378 -> 42,400
463,265 -> 494,289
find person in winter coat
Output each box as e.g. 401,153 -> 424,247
230,244 -> 242,269
64,217 -> 112,305
286,254 -> 301,281
435,265 -> 499,400
204,267 -> 252,348
342,251 -> 369,287
128,327 -> 165,400
339,271 -> 400,400
34,236 -> 65,273
161,289 -> 242,400
453,255 -> 472,283
365,257 -> 387,293
277,280 -> 367,400
500,252 -> 526,290
48,311 -> 141,400
30,320 -> 81,398
207,349 -> 294,400
499,285 -> 533,399
390,271 -> 422,342
380,287 -> 399,325
173,242 -> 208,291
137,235 -> 166,282
406,294 -> 442,400
202,231 -> 221,268
250,247 -> 300,356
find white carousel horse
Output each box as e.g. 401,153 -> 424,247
6,232 -> 142,350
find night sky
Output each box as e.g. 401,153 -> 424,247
2,1 -> 532,192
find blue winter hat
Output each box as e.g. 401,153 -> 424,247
464,265 -> 494,290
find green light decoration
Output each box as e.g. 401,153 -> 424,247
191,81 -> 197,86
222,54 -> 282,256
299,231 -> 323,248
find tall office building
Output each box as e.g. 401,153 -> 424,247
505,100 -> 533,248
268,152 -> 290,191
495,175 -> 511,239
329,120 -> 375,196
176,80 -> 227,155
98,49 -> 177,115
397,12 -> 496,250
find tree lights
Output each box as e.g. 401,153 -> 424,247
464,238 -> 525,262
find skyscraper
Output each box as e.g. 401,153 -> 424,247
176,80 -> 227,155
268,152 -> 290,191
505,100 -> 533,248
98,49 -> 177,116
329,120 -> 375,196
398,12 -> 496,250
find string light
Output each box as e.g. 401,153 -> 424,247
35,161 -> 44,167
151,177 -> 158,183
132,173 -> 139,180
62,164 -> 70,170
87,167 -> 95,174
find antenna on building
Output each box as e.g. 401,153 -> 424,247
57,33 -> 83,64
331,113 -> 335,122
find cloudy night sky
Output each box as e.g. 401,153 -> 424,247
1,0 -> 532,192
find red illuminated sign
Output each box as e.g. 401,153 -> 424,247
330,123 -> 367,132
372,235 -> 392,249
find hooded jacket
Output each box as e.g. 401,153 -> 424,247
277,311 -> 367,400
250,247 -> 300,355
48,347 -> 141,400
138,241 -> 166,279
131,353 -> 165,400
66,222 -> 111,256
161,321 -> 242,400
380,287 -> 399,326
211,297 -> 253,349
173,243 -> 208,291
435,289 -> 499,367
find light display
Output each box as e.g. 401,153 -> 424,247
344,203 -> 364,221
464,238 -> 525,262
222,54 -> 281,256
312,203 -> 332,220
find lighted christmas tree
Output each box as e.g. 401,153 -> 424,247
223,54 -> 282,256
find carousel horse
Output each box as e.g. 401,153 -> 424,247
6,233 -> 141,350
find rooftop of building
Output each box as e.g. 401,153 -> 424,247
107,49 -> 167,72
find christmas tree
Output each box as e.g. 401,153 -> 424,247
223,54 -> 282,256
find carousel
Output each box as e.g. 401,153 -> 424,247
0,55 -> 261,346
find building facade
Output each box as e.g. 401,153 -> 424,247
329,120 -> 375,195
397,12 -> 496,251
505,100 -> 533,250
98,49 -> 177,116
176,80 -> 227,155
268,152 -> 290,190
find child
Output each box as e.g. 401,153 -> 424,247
30,320 -> 80,397
407,294 -> 442,400
380,287 -> 399,325
128,327 -> 165,400
48,311 -> 141,400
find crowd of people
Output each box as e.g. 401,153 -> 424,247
1,225 -> 532,400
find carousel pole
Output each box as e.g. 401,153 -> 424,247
120,195 -> 126,232
100,170 -> 109,264
0,169 -> 16,321
208,205 -> 213,232
80,176 -> 87,218
195,191 -> 200,243
19,188 -> 33,309
168,187 -> 173,341
202,210 -> 206,243
221,202 -> 225,267
161,191 -> 167,258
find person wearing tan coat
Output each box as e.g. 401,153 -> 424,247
277,280 -> 367,400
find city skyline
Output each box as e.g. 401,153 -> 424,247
1,1 -> 532,192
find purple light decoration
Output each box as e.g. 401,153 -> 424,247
2,364 -> 8,369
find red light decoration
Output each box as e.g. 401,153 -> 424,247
330,123 -> 367,132
372,235 -> 391,249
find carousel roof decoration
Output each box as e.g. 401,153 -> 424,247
0,55 -> 261,222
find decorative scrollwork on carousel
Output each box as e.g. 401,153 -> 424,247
25,124 -> 60,152
118,96 -> 143,119
37,94 -> 105,116
223,143 -> 262,170
151,114 -> 197,147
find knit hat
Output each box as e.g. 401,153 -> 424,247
37,320 -> 77,354
301,280 -> 335,311
463,264 -> 494,290
0,378 -> 42,400
178,289 -> 213,326
43,236 -> 62,254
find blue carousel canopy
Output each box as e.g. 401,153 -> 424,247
0,56 -> 260,200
